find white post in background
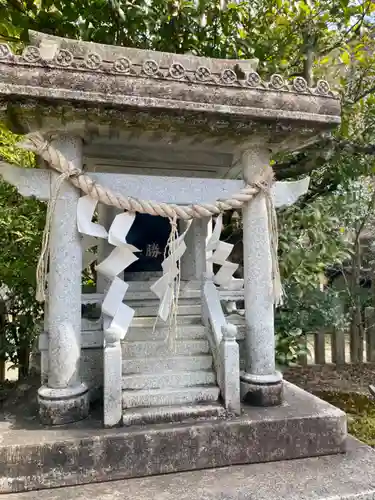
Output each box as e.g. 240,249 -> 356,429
206,217 -> 214,279
96,204 -> 113,293
240,147 -> 283,406
37,135 -> 90,425
40,300 -> 49,385
180,218 -> 211,283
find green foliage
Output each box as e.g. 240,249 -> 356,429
275,328 -> 310,366
0,127 -> 45,376
275,177 -> 375,364
1,0 -> 373,69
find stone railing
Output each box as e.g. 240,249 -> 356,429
79,292 -> 123,427
202,275 -> 240,415
219,287 -> 245,316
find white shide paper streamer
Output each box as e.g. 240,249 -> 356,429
150,221 -> 191,322
77,195 -> 140,341
206,177 -> 312,291
206,214 -> 244,290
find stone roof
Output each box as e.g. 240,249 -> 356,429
0,31 -> 341,147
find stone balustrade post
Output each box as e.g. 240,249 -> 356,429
103,327 -> 123,427
240,147 -> 283,406
220,324 -> 240,415
37,135 -> 89,425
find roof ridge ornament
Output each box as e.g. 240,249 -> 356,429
39,39 -> 59,60
0,39 -> 337,97
0,31 -> 341,152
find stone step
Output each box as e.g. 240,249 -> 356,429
122,354 -> 213,374
80,316 -> 205,334
128,299 -> 201,310
126,324 -> 207,341
134,303 -> 201,317
126,280 -> 201,293
122,370 -> 216,390
122,402 -> 226,427
0,382 -> 348,494
122,339 -> 209,358
122,385 -> 220,408
8,438 -> 373,500
126,289 -> 201,301
82,283 -> 201,300
131,315 -> 202,327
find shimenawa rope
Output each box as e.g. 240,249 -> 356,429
18,132 -> 282,307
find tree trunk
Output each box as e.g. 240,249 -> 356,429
0,360 -> 4,383
303,31 -> 315,87
350,234 -> 364,362
17,346 -> 30,380
0,299 -> 6,383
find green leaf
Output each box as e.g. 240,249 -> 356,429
341,50 -> 350,65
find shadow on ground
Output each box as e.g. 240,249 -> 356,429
0,376 -> 103,431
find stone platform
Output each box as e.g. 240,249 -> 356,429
0,382 -> 346,493
1,438 -> 374,500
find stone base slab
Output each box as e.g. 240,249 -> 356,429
1,437 -> 372,500
0,382 -> 346,494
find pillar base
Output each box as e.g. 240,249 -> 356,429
240,372 -> 283,407
38,383 -> 89,425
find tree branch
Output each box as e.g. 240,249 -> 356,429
274,137 -> 375,182
6,0 -> 25,13
319,7 -> 368,58
275,153 -> 327,180
302,28 -> 315,87
0,33 -> 21,43
335,139 -> 375,156
274,136 -> 335,180
353,84 -> 375,103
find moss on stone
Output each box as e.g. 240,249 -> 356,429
314,390 -> 375,446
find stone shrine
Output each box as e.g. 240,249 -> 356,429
0,31 -> 374,500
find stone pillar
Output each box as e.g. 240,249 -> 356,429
240,147 -> 283,406
180,218 -> 210,282
37,135 -> 89,425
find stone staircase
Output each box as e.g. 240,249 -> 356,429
121,281 -> 223,426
